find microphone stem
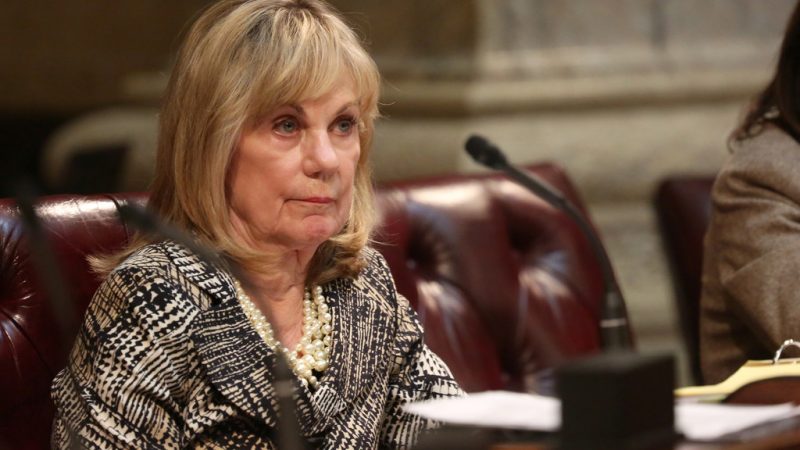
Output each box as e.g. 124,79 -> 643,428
501,164 -> 632,350
14,179 -> 77,356
274,353 -> 308,450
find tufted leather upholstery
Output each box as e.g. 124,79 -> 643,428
0,163 -> 614,449
374,164 -> 610,394
654,176 -> 715,384
0,193 -> 147,450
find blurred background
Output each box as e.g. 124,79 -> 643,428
1,0 -> 796,384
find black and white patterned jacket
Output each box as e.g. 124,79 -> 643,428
51,240 -> 462,449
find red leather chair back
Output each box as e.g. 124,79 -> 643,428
0,193 -> 146,450
654,176 -> 715,384
374,163 -> 608,392
0,163 -> 615,449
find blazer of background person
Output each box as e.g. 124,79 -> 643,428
701,125 -> 800,384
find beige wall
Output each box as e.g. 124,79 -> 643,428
2,0 -> 792,116
0,1 -> 212,112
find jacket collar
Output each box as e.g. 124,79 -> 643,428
157,241 -> 392,437
158,241 -> 282,427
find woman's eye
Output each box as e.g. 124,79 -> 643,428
274,118 -> 299,135
334,118 -> 356,135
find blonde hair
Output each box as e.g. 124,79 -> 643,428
94,0 -> 380,285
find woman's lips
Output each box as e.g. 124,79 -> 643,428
297,197 -> 334,204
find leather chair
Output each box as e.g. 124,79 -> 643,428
374,164 -> 611,393
654,175 -> 715,385
0,163 -> 616,449
0,193 -> 147,450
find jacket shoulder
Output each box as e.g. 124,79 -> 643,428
715,127 -> 800,202
87,241 -> 221,338
725,127 -> 800,174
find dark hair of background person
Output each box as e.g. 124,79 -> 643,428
732,2 -> 800,144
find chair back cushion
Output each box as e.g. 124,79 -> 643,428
654,176 -> 715,384
374,163 -> 607,392
0,193 -> 145,450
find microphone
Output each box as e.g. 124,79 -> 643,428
465,136 -> 678,449
273,353 -> 309,450
464,135 -> 631,351
11,180 -> 78,358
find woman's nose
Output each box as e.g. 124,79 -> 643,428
303,131 -> 339,176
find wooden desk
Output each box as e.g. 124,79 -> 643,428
678,429 -> 800,450
419,377 -> 800,450
489,429 -> 800,450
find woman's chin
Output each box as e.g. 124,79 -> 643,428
297,223 -> 338,246
272,217 -> 343,250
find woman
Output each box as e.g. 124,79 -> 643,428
700,3 -> 800,384
51,1 -> 462,448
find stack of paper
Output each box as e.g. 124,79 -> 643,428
404,391 -> 800,441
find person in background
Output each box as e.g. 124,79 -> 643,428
51,1 -> 462,448
700,2 -> 800,384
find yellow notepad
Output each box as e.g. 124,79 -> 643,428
675,358 -> 800,400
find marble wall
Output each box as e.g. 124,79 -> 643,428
336,0 -> 791,81
330,0 -> 795,201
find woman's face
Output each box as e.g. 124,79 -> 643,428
227,83 -> 361,255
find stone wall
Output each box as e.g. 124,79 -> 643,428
330,0 -> 794,201
337,0 -> 790,81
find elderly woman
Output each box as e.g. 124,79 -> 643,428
51,0 -> 462,448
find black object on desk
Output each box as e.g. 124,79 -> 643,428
557,352 -> 676,450
413,426 -> 495,450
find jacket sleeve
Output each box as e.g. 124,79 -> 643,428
378,291 -> 464,449
711,144 -> 800,352
51,267 -> 188,450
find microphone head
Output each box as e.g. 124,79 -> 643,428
464,135 -> 508,169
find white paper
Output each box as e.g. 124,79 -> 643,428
676,402 -> 800,441
404,391 -> 560,432
403,391 -> 800,442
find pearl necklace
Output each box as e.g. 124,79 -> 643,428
234,280 -> 332,388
